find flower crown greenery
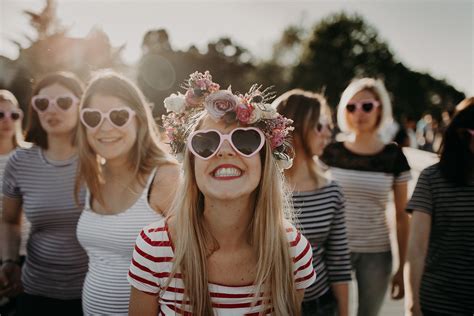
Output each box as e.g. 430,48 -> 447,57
162,71 -> 294,169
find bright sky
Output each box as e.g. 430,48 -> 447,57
1,0 -> 473,96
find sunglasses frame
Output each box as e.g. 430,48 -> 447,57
187,127 -> 265,160
346,99 -> 381,113
0,109 -> 23,121
80,107 -> 136,131
31,94 -> 79,113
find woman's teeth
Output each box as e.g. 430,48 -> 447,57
214,167 -> 242,177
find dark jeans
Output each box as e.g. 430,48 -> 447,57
302,289 -> 338,316
351,251 -> 393,316
16,293 -> 83,316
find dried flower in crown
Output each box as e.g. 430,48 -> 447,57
162,71 -> 294,169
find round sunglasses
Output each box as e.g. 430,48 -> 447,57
188,127 -> 265,160
346,99 -> 380,113
0,109 -> 23,121
80,107 -> 136,130
31,95 -> 79,113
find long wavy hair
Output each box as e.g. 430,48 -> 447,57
439,99 -> 474,185
75,70 -> 176,206
274,89 -> 332,188
0,89 -> 25,148
166,113 -> 300,315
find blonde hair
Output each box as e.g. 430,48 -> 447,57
274,89 -> 332,188
75,70 -> 176,206
0,89 -> 25,148
166,113 -> 300,315
337,78 -> 393,133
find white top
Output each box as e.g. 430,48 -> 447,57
77,169 -> 164,315
0,152 -> 29,258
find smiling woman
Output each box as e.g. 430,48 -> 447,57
74,70 -> 180,316
127,71 -> 315,316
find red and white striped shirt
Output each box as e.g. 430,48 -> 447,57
128,218 -> 316,315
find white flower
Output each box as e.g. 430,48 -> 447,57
164,93 -> 186,113
248,107 -> 262,124
260,104 -> 279,119
276,157 -> 293,170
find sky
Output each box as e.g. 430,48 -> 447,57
1,0 -> 473,96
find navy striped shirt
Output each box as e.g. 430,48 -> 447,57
2,146 -> 88,299
407,163 -> 474,314
292,181 -> 352,301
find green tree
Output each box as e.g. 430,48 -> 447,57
291,13 -> 465,119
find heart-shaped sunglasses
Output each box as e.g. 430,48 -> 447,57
80,107 -> 136,130
0,109 -> 23,121
346,99 -> 380,113
188,127 -> 265,160
31,95 -> 79,113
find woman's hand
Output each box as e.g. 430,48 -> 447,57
0,262 -> 22,297
391,267 -> 405,299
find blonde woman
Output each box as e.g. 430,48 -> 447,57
0,90 -> 30,310
321,78 -> 411,316
128,71 -> 315,315
0,72 -> 87,315
75,71 -> 180,315
275,90 -> 352,316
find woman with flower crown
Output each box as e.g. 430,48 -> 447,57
127,71 -> 316,315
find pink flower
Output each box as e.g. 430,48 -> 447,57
185,89 -> 202,107
270,128 -> 286,149
204,90 -> 239,121
236,102 -> 254,124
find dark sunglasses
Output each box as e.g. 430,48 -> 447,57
315,116 -> 332,132
31,95 -> 79,112
346,99 -> 380,113
80,107 -> 136,130
0,110 -> 23,121
187,127 -> 265,160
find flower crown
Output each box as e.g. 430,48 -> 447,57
162,71 -> 294,169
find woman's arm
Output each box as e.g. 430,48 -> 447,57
129,287 -> 159,316
331,282 -> 349,316
149,164 -> 181,216
0,196 -> 23,297
404,211 -> 431,316
391,181 -> 409,299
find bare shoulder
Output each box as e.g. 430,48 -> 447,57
149,164 -> 181,215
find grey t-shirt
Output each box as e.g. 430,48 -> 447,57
3,146 -> 87,300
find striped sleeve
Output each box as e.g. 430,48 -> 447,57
2,152 -> 22,198
128,220 -> 168,294
287,224 -> 316,290
325,188 -> 352,283
406,167 -> 433,215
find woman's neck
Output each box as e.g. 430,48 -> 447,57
203,195 -> 255,250
285,148 -> 317,191
0,138 -> 14,155
44,134 -> 76,160
346,131 -> 384,154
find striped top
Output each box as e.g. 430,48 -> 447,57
77,169 -> 164,315
292,181 -> 352,302
128,219 -> 316,315
321,142 -> 411,252
2,146 -> 87,299
0,152 -> 29,258
406,164 -> 474,314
